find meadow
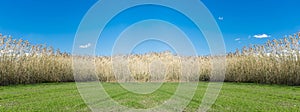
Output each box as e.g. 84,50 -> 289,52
0,82 -> 299,112
0,33 -> 300,111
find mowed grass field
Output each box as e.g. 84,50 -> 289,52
0,82 -> 299,112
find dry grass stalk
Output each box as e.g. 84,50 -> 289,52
0,32 -> 300,85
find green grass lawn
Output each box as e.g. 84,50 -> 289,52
0,82 -> 299,112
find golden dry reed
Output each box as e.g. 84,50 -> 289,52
0,32 -> 300,86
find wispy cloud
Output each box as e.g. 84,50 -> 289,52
79,43 -> 91,49
253,34 -> 270,38
235,38 -> 241,41
248,35 -> 251,39
218,16 -> 224,21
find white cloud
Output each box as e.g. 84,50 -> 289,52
253,34 -> 270,38
235,38 -> 240,41
218,16 -> 224,21
79,43 -> 91,49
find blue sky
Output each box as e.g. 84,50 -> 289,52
0,0 -> 300,55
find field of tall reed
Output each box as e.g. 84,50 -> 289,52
0,32 -> 299,86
